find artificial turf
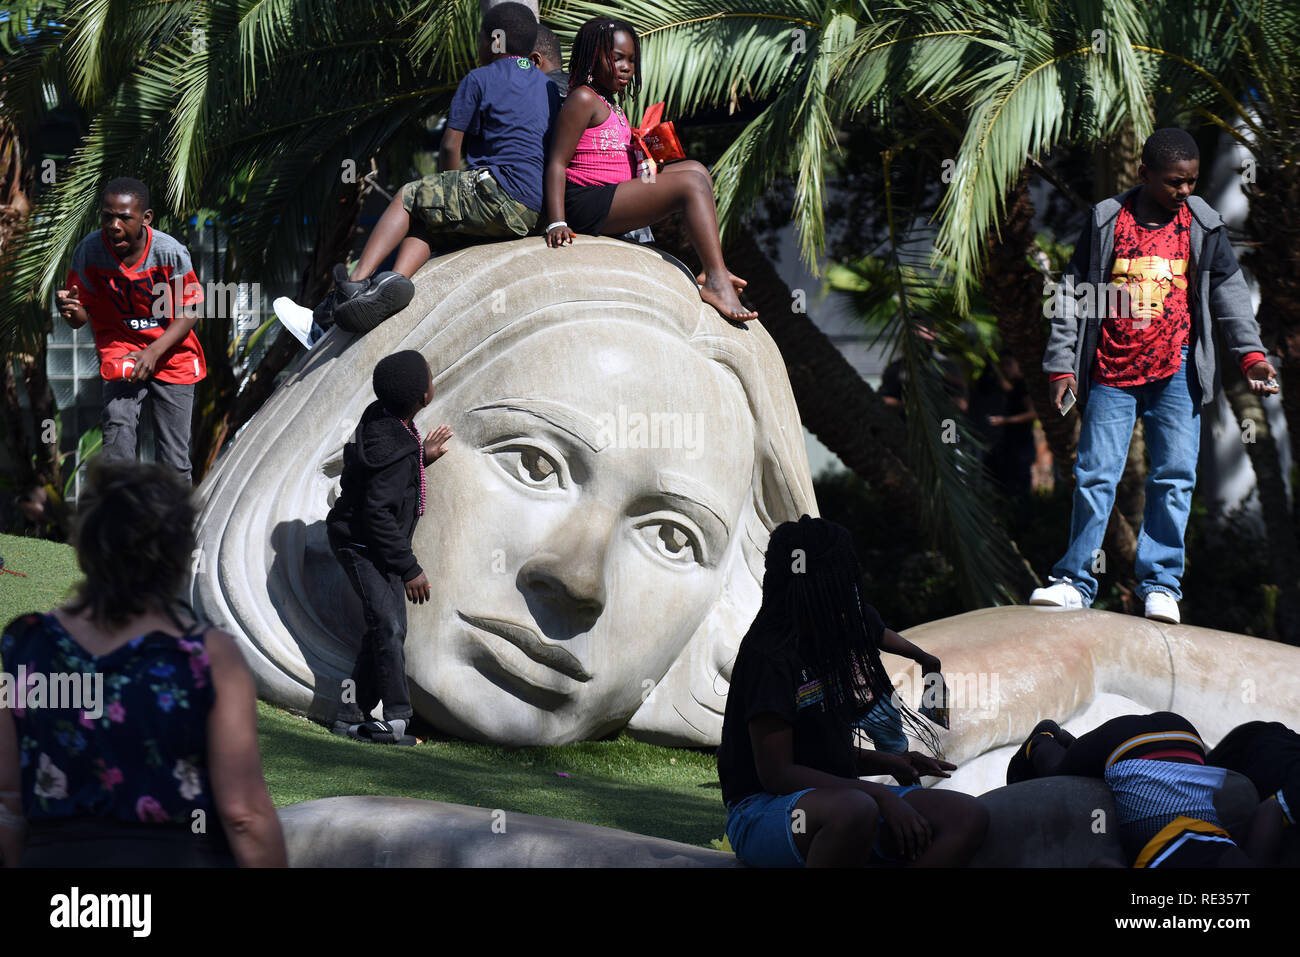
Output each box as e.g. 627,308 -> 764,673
0,533 -> 729,848
0,533 -> 83,625
258,703 -> 727,847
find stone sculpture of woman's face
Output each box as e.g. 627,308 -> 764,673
404,319 -> 755,745
190,238 -> 816,748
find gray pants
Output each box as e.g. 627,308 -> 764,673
101,378 -> 196,484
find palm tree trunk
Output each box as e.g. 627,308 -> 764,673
981,172 -> 1078,477
654,220 -> 924,518
0,119 -> 61,496
1224,373 -> 1300,644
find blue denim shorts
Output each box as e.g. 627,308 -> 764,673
725,785 -> 921,867
856,694 -> 908,753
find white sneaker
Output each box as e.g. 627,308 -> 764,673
1029,581 -> 1084,609
1144,592 -> 1180,624
273,296 -> 316,349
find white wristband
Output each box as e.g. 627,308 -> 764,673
546,221 -> 568,233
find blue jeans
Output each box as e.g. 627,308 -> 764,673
1051,349 -> 1201,604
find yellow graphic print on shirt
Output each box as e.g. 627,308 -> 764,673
1111,256 -> 1188,324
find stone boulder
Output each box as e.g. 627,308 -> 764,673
276,795 -> 739,868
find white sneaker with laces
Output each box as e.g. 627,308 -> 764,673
1029,581 -> 1084,609
1144,591 -> 1180,624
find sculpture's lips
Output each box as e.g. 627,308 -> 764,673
458,612 -> 593,682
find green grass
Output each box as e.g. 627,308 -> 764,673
0,533 -> 82,627
257,703 -> 726,847
0,533 -> 728,847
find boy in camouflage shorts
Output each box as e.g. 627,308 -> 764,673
274,3 -> 559,340
401,166 -> 537,247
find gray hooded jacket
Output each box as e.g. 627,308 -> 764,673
1042,185 -> 1265,407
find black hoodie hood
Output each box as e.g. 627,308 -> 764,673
354,400 -> 420,468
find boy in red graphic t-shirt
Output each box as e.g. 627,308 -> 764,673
55,178 -> 206,484
1034,129 -> 1277,624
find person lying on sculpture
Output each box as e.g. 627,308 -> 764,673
1208,720 -> 1299,832
1007,712 -> 1282,867
717,516 -> 987,867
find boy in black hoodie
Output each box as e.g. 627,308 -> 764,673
326,350 -> 453,744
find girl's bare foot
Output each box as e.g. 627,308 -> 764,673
699,276 -> 757,323
696,270 -> 748,293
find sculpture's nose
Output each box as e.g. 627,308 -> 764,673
518,506 -> 612,635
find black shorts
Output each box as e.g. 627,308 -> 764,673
564,182 -> 620,235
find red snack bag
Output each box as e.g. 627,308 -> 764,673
632,102 -> 686,176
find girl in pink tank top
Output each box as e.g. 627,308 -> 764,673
543,18 -> 757,323
566,92 -> 634,186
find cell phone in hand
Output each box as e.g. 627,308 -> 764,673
918,671 -> 950,730
1059,388 -> 1076,416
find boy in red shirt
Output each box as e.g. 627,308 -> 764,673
1034,129 -> 1278,623
55,178 -> 206,484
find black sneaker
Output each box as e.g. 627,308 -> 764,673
331,262 -> 368,301
333,271 -> 416,334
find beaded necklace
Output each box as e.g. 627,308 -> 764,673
384,408 -> 425,516
594,90 -> 627,129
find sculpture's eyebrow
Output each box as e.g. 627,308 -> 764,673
655,470 -> 730,539
469,399 -> 607,452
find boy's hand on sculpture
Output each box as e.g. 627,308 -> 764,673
1245,360 -> 1281,395
1050,375 -> 1077,412
55,288 -> 88,326
405,572 -> 431,604
423,424 -> 453,461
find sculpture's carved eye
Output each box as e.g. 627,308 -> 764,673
635,515 -> 705,567
488,443 -> 566,491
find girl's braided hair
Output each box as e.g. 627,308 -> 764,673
568,16 -> 641,102
754,515 -> 942,758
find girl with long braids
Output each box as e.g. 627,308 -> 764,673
716,516 -> 988,867
542,16 -> 757,324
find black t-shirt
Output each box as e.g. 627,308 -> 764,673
717,604 -> 886,807
1001,378 -> 1035,448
